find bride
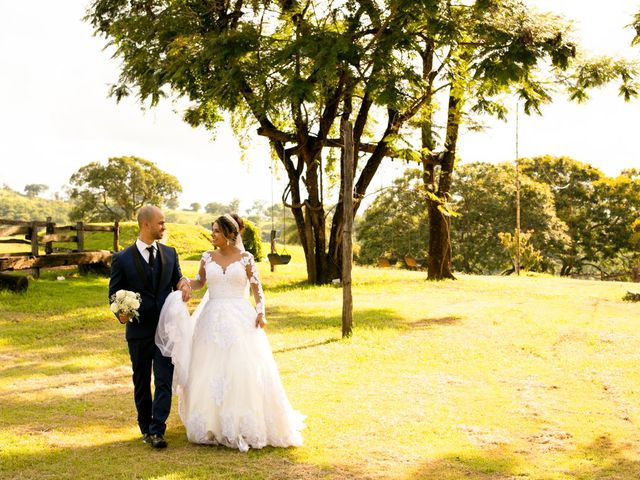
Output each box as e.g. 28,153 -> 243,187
156,213 -> 305,451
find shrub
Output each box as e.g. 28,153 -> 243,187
242,220 -> 264,262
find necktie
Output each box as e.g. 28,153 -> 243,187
147,246 -> 155,268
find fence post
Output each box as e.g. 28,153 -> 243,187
76,222 -> 85,252
113,220 -> 119,252
45,216 -> 54,255
30,221 -> 40,278
30,222 -> 39,257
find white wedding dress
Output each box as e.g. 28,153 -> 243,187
156,251 -> 305,451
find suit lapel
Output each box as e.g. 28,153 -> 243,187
157,244 -> 170,292
131,244 -> 153,293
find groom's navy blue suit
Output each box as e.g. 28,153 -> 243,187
109,242 -> 183,437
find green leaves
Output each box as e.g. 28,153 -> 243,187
68,156 -> 182,221
564,56 -> 640,104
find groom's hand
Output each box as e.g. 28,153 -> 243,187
118,314 -> 130,324
177,278 -> 191,302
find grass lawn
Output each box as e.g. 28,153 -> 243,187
1,245 -> 639,479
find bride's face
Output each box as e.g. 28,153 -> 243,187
211,222 -> 227,248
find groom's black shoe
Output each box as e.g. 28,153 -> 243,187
150,433 -> 168,449
142,433 -> 151,444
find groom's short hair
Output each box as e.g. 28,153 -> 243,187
137,205 -> 160,226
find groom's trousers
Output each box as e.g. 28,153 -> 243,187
127,337 -> 174,436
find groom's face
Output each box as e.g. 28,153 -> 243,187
146,210 -> 166,241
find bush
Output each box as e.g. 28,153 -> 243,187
242,220 -> 264,262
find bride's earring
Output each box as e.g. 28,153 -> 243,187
227,239 -> 231,246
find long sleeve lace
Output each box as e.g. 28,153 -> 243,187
242,252 -> 265,321
194,252 -> 209,283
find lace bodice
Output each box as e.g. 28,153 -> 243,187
196,251 -> 265,318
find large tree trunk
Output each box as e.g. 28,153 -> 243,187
425,89 -> 461,280
278,141 -> 340,285
418,41 -> 456,280
427,200 -> 455,279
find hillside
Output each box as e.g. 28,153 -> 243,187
0,187 -> 71,223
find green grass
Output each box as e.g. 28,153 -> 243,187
1,245 -> 640,479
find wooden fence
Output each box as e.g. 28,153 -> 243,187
0,217 -> 119,277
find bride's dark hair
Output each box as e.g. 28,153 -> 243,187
215,213 -> 244,242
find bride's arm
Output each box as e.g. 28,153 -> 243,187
244,253 -> 266,328
186,255 -> 208,291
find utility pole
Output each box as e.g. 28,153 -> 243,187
515,100 -> 521,276
341,118 -> 354,338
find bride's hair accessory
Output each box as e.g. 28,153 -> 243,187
216,213 -> 245,252
223,213 -> 240,233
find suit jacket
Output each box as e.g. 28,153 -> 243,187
109,242 -> 183,340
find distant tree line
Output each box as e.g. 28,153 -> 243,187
357,156 -> 640,281
0,186 -> 70,223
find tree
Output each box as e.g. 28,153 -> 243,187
86,1 -> 636,283
87,0 -> 419,283
204,199 -> 241,216
245,199 -> 269,226
190,202 -> 201,212
358,162 -> 569,274
588,173 -> 640,279
166,197 -> 179,210
204,202 -> 227,216
356,169 -> 429,265
411,1 -> 639,280
24,184 -> 48,198
521,157 -> 640,278
451,162 -> 568,274
69,156 -> 182,221
497,230 -> 544,273
631,9 -> 640,46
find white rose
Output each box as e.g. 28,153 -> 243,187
110,302 -> 119,314
115,290 -> 127,301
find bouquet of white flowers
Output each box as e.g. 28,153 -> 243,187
110,289 -> 142,323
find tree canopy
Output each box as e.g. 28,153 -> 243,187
85,0 -> 638,283
24,184 -> 49,198
520,156 -> 640,278
356,169 -> 428,266
451,162 -> 568,274
358,158 -> 640,279
69,156 -> 182,221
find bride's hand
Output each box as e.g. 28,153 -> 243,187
255,313 -> 265,329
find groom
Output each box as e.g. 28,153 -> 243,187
109,205 -> 191,449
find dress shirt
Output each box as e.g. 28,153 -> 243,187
136,238 -> 159,264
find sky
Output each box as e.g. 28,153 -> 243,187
0,1 -> 639,212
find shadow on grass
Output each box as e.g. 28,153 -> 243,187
268,305 -> 464,334
408,316 -> 462,329
266,279 -> 319,294
273,337 -> 340,354
408,434 -> 640,479
0,430 -> 379,480
568,434 -> 640,479
4,426 -> 640,480
267,306 -> 403,331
